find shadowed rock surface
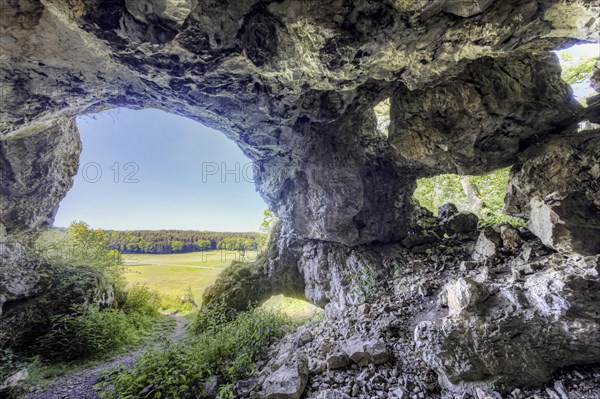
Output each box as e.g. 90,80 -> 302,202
2,0 -> 600,397
505,131 -> 600,255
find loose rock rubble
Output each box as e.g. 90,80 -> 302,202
235,212 -> 600,399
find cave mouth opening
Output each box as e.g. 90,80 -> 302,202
260,294 -> 324,321
40,106 -> 274,311
412,167 -> 523,227
53,107 -> 268,234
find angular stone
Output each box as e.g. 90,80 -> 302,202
234,378 -> 258,398
529,196 -> 600,256
499,224 -> 523,250
443,212 -> 479,237
326,352 -> 351,370
262,353 -> 309,399
317,390 -> 351,399
445,278 -> 484,317
472,228 -> 503,262
342,336 -> 389,366
391,387 -> 406,399
0,369 -> 28,395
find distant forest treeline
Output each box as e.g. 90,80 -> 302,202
104,230 -> 262,254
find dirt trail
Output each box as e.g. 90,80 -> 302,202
23,314 -> 187,399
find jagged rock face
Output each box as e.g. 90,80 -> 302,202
505,131 -> 600,255
0,120 -> 81,323
2,1 -> 600,395
389,53 -> 582,175
416,255 -> 600,391
238,232 -> 600,398
0,119 -> 81,243
1,0 -> 598,247
239,231 -> 600,398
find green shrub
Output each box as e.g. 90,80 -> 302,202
99,308 -> 296,399
121,285 -> 162,332
158,294 -> 195,314
0,344 -> 22,383
190,304 -> 238,335
35,305 -> 137,361
36,222 -> 127,304
123,284 -> 160,317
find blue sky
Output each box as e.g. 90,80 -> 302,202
54,108 -> 267,231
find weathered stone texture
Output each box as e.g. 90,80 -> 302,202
416,255 -> 600,391
505,131 -> 600,255
389,53 -> 582,175
2,0 -> 600,396
0,120 -> 81,243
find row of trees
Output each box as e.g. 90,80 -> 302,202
104,230 -> 262,254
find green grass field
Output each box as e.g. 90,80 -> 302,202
122,250 -> 257,302
122,251 -> 322,320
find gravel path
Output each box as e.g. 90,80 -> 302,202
24,314 -> 187,399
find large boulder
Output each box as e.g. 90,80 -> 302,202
505,131 -> 600,256
416,255 -> 600,391
261,353 -> 309,399
0,261 -> 115,348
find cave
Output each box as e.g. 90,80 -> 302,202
1,1 -> 600,398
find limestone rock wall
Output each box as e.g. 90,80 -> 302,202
0,119 -> 81,243
505,131 -> 600,255
2,0 -> 600,394
389,52 -> 582,175
1,0 -> 598,248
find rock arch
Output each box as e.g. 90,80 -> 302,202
2,0 -> 600,392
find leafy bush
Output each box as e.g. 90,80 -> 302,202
36,222 -> 126,302
120,284 -> 161,331
99,308 -> 296,399
123,284 -> 160,317
35,305 -> 137,361
560,53 -> 599,85
0,343 -> 22,384
190,304 -> 238,335
159,296 -> 194,314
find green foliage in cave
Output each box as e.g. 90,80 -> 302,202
413,167 -> 524,226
